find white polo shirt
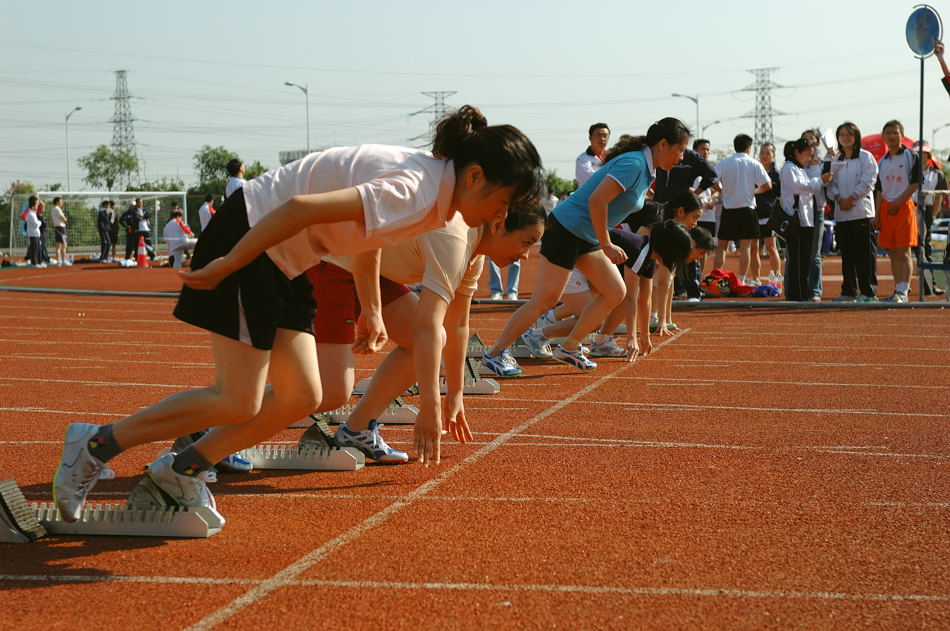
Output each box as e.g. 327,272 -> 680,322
242,144 -> 456,279
326,213 -> 484,303
877,148 -> 919,203
715,152 -> 770,210
575,147 -> 603,186
51,205 -> 67,228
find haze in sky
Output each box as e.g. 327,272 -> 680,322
3,0 -> 948,192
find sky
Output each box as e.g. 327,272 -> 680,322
3,0 -> 949,193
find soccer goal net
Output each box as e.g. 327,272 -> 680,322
7,191 -> 187,259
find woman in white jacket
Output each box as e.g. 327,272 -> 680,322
827,122 -> 879,302
781,139 -> 833,301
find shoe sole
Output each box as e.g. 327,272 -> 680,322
1,479 -> 47,541
553,356 -> 597,370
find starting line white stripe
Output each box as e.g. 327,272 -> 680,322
610,376 -> 947,390
183,330 -> 692,630
0,574 -> 945,603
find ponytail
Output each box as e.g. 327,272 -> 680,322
602,117 -> 691,165
783,138 -> 811,167
647,218 -> 692,273
432,105 -> 544,211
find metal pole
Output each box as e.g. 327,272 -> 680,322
918,55 -> 926,301
695,99 -> 700,139
305,84 -> 311,154
65,106 -> 81,191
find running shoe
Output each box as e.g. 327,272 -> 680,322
521,327 -> 553,359
855,295 -> 880,303
335,420 -> 408,464
171,429 -> 253,473
832,295 -> 856,303
535,309 -> 558,329
146,452 -> 218,511
506,292 -> 519,300
489,293 -> 503,300
588,337 -> 627,358
52,423 -> 108,522
481,349 -> 523,377
883,292 -> 907,303
552,344 -> 598,370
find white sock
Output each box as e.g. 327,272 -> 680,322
895,282 -> 909,294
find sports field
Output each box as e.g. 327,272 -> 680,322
0,261 -> 948,630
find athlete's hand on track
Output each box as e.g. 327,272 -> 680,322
657,322 -> 675,337
352,311 -> 387,354
442,392 -> 473,444
414,411 -> 442,466
624,337 -> 640,363
640,334 -> 653,357
179,257 -> 234,290
602,243 -> 628,265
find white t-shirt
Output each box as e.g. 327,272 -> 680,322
25,209 -> 41,238
198,202 -> 214,230
325,213 -> 484,303
243,145 -> 456,279
163,218 -> 194,245
877,148 -> 919,203
715,152 -> 770,210
225,176 -> 246,199
575,148 -> 603,187
51,205 -> 67,228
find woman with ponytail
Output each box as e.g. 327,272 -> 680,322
52,106 -> 544,522
780,138 -> 833,301
482,118 -> 691,375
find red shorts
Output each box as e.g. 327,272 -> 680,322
305,262 -> 411,344
878,199 -> 918,249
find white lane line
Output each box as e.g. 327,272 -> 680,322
182,330 -> 692,630
2,354 -> 214,367
644,357 -> 950,369
0,574 -> 945,603
0,407 -> 124,417
616,402 -> 950,419
610,376 -> 947,390
0,338 -> 208,349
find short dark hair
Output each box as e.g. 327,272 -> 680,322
204,194 -> 214,203
28,195 -> 37,206
588,123 -> 610,137
226,159 -> 243,176
53,197 -> 62,205
689,225 -> 716,251
662,191 -> 702,220
692,138 -> 710,150
783,138 -> 812,166
504,206 -> 546,232
835,122 -> 863,157
882,119 -> 904,136
733,134 -> 754,153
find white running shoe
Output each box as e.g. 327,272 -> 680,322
535,309 -> 558,329
521,327 -> 553,359
588,337 -> 627,358
552,344 -> 598,370
146,453 -> 218,511
481,349 -> 523,377
335,421 -> 409,464
53,423 -> 108,522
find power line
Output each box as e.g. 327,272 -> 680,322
408,91 -> 456,146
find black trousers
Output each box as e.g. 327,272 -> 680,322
835,219 -> 877,298
784,226 -> 814,301
98,229 -> 112,261
126,231 -> 155,259
916,207 -> 942,293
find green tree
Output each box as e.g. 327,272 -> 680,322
545,170 -> 576,197
77,145 -> 138,190
245,160 -> 268,180
191,145 -> 237,197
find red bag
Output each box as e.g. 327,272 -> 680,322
700,268 -> 755,297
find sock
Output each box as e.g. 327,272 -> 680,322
172,446 -> 214,477
87,424 -> 123,463
895,282 -> 909,294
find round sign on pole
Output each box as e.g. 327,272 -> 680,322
906,5 -> 942,57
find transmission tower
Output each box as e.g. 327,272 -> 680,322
739,67 -> 784,145
409,91 -> 457,146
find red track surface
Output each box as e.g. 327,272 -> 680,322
0,263 -> 947,630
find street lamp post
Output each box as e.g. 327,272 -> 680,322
671,93 -> 699,136
65,106 -> 81,190
701,119 -> 723,138
284,81 -> 310,153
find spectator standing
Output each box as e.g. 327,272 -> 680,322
576,123 -> 611,186
122,198 -> 155,261
713,134 -> 772,283
198,194 -> 215,231
801,129 -> 829,301
912,140 -> 946,295
874,119 -> 920,303
225,159 -> 246,199
24,196 -> 44,267
107,201 -> 119,260
36,201 -> 50,264
781,139 -> 833,301
749,142 -> 783,286
96,201 -> 113,263
827,122 -> 879,302
51,197 -> 70,266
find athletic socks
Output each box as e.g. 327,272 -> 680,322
172,446 -> 215,477
87,424 -> 123,463
895,282 -> 909,295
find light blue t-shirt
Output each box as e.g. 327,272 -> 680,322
553,147 -> 655,244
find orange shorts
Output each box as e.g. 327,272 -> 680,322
878,198 -> 918,250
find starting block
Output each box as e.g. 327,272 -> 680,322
289,398 -> 419,428
352,373 -> 499,396
465,332 -> 537,359
243,443 -> 364,471
0,478 -> 223,542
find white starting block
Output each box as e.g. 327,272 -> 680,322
243,443 -> 365,471
352,373 -> 499,396
0,478 -> 223,542
289,399 -> 419,428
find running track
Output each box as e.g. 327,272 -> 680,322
0,264 -> 947,630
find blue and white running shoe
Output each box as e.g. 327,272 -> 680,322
335,421 -> 408,464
